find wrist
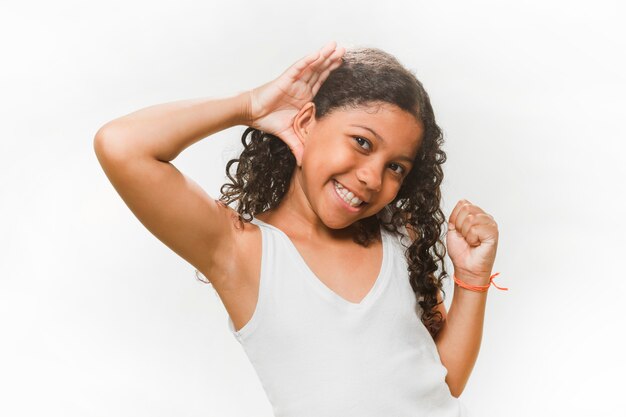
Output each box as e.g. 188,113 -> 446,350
453,271 -> 507,293
232,90 -> 253,127
453,270 -> 491,286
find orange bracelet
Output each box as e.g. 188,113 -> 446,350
453,272 -> 508,292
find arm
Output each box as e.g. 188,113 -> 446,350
433,276 -> 488,398
406,225 -> 477,397
94,92 -> 251,162
435,199 -> 499,398
406,199 -> 498,398
93,42 -> 345,281
93,92 -> 253,279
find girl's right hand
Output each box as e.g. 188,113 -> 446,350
245,41 -> 345,166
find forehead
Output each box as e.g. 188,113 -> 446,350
323,103 -> 424,150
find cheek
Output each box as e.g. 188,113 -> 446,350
305,140 -> 354,173
380,181 -> 402,202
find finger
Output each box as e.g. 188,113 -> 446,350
301,54 -> 327,84
310,47 -> 345,89
456,206 -> 486,234
460,212 -> 491,237
311,57 -> 344,96
283,41 -> 340,84
283,50 -> 322,81
316,40 -> 339,63
448,199 -> 472,230
299,42 -> 340,83
464,223 -> 499,247
313,45 -> 344,83
310,45 -> 344,78
452,202 -> 485,233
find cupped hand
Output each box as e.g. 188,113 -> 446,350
246,41 -> 345,166
446,199 -> 499,285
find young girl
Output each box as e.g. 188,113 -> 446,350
94,41 -> 504,417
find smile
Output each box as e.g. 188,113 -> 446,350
333,180 -> 366,209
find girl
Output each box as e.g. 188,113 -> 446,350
94,41 -> 504,417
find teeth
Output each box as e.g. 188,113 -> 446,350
334,180 -> 363,207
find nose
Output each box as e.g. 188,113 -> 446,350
356,163 -> 382,193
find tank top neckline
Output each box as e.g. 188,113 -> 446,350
250,216 -> 391,310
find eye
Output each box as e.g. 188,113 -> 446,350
389,163 -> 405,176
353,136 -> 371,150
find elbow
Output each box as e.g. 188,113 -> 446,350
93,125 -> 109,159
93,123 -> 132,163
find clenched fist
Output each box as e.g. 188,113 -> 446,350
446,199 -> 499,286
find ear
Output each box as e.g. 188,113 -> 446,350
292,102 -> 317,166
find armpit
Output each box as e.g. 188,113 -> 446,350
214,198 -> 244,231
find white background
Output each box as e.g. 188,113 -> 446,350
1,1 -> 625,416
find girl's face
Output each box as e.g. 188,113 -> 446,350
293,101 -> 423,230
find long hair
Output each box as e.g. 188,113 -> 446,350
209,47 -> 449,338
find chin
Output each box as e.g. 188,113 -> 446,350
319,213 -> 359,231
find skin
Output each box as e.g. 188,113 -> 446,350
436,199 -> 500,397
247,42 -> 498,397
95,40 -> 501,398
257,101 -> 423,244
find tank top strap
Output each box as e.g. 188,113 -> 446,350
249,216 -> 270,228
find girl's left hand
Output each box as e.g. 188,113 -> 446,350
446,199 -> 499,285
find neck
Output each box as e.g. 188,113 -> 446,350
258,168 -> 358,243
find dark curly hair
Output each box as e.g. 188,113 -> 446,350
209,47 -> 449,339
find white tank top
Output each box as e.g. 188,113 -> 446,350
227,216 -> 469,417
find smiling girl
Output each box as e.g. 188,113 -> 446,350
94,41 -> 505,416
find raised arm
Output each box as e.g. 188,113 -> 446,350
93,92 -> 252,281
434,200 -> 500,398
93,41 -> 345,283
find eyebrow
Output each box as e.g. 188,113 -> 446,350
349,124 -> 415,163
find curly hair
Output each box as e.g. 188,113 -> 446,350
210,47 -> 449,339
